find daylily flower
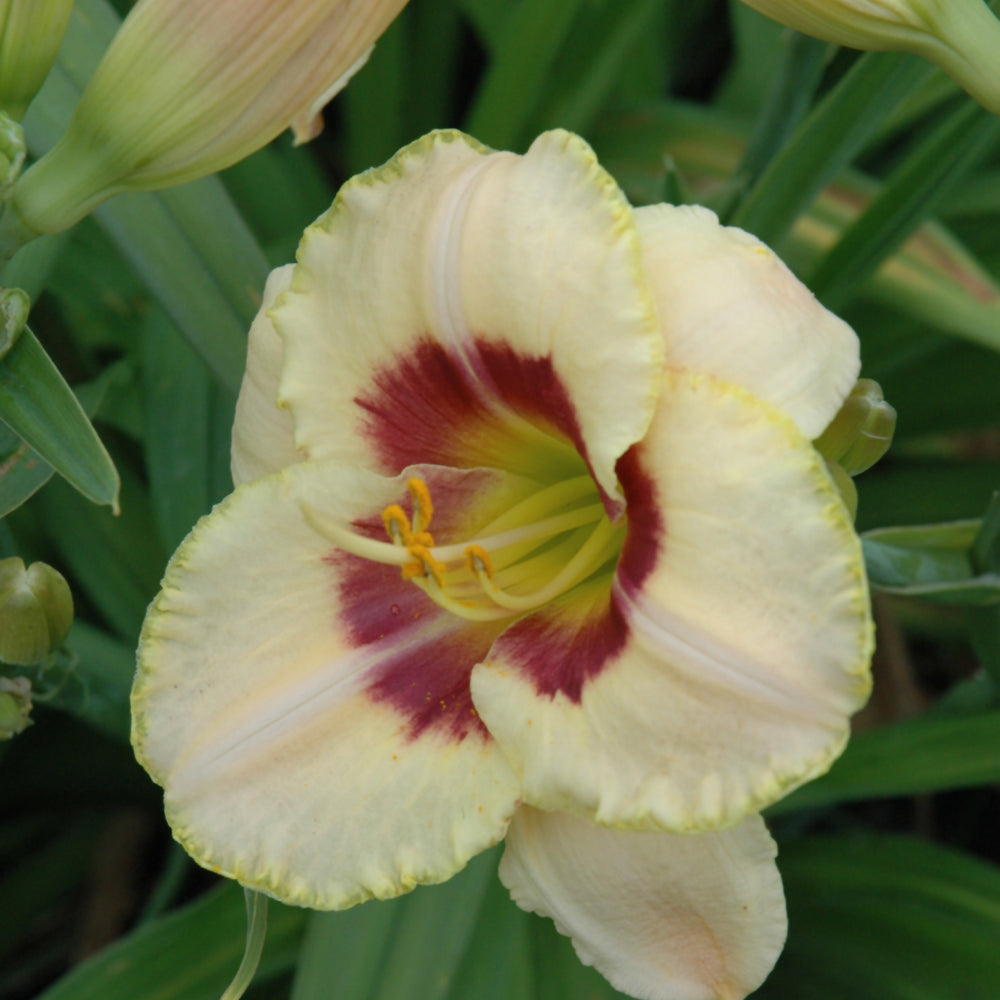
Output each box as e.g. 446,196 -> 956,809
133,130 -> 874,1000
1,0 -> 408,245
738,0 -> 1000,115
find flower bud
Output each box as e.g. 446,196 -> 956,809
4,0 -> 408,241
815,378 -> 897,476
0,675 -> 31,738
738,0 -> 1000,115
0,557 -> 73,666
0,285 -> 27,356
0,1 -> 75,122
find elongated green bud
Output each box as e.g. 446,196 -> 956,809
3,0 -> 408,247
0,1 -> 75,122
0,676 -> 31,738
739,0 -> 1000,115
815,378 -> 896,476
0,557 -> 73,667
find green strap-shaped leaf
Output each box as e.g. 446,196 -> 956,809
445,874 -> 537,1000
53,621 -> 136,741
0,360 -> 126,518
0,323 -> 119,510
863,520 -> 978,585
530,910 -> 627,1000
810,100 -> 1000,310
732,32 -> 832,195
141,310 -> 233,552
729,51 -> 933,247
973,492 -> 1000,573
970,494 -> 1000,685
768,711 -> 1000,815
37,466 -> 165,640
857,461 -> 1000,532
465,0 -> 587,149
528,0 -> 664,139
36,884 -> 306,1000
372,851 -> 494,1000
292,848 -> 496,1000
291,893 -> 399,1000
862,520 -> 1000,605
759,835 -> 1000,1000
343,12 -> 409,174
457,0 -> 512,54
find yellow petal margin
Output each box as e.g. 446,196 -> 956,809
471,372 -> 873,833
272,129 -> 663,504
133,460 -> 520,908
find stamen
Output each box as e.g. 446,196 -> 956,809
305,474 -> 621,626
410,574 -> 516,623
469,518 -> 620,612
408,478 -> 434,533
485,530 -> 584,587
473,475 -> 596,538
431,503 -> 605,564
465,544 -> 493,578
406,544 -> 446,588
301,502 -> 412,567
382,505 -> 412,546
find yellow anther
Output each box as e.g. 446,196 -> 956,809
405,544 -> 447,589
465,545 -> 494,579
412,530 -> 435,548
382,505 -> 412,546
407,478 -> 434,533
401,560 -> 426,581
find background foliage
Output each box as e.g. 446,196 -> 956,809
2,0 -> 999,998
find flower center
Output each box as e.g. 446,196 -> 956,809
303,477 -> 624,622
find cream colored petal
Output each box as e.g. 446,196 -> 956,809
637,203 -> 858,439
274,129 -> 662,507
133,460 -> 524,908
231,265 -> 299,486
471,372 -> 872,832
500,808 -> 786,1000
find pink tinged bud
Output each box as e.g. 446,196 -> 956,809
7,0 -> 408,237
0,0 -> 75,121
0,557 -> 73,667
739,0 -> 1000,115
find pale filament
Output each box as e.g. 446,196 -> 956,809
301,475 -> 621,621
